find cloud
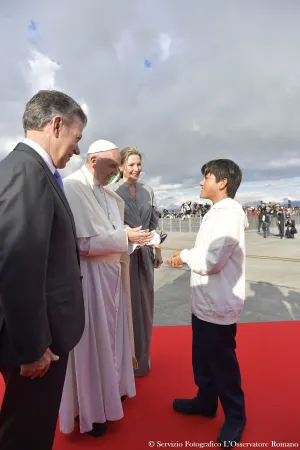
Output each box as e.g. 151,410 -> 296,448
79,102 -> 89,116
158,33 -> 171,61
0,47 -> 61,160
269,158 -> 300,168
27,50 -> 60,93
0,135 -> 24,160
154,183 -> 183,191
3,1 -> 300,206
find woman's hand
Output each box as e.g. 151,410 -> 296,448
154,248 -> 163,269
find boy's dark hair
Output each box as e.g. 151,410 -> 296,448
201,159 -> 242,199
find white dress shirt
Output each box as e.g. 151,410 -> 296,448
180,198 -> 249,325
23,138 -> 55,174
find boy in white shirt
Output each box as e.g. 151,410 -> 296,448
168,159 -> 248,447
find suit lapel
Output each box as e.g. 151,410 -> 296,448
14,144 -> 79,260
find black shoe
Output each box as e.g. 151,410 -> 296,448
173,398 -> 216,417
86,422 -> 107,438
217,418 -> 246,447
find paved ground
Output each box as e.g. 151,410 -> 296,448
154,231 -> 300,325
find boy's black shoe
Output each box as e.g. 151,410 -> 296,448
173,398 -> 216,418
217,418 -> 246,448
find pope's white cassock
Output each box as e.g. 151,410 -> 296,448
59,163 -> 136,435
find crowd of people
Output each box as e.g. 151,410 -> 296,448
162,201 -> 300,221
161,202 -> 211,218
244,202 -> 297,239
243,201 -> 300,217
0,89 -> 252,449
161,200 -> 299,240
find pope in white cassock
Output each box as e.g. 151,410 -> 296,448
59,139 -> 153,437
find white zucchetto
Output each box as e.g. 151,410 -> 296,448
87,139 -> 118,154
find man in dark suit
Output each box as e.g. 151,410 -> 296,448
0,90 -> 87,450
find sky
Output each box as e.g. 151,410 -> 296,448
1,0 -> 300,208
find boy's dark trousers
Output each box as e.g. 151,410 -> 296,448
192,314 -> 245,422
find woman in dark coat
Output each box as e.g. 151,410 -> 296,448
109,147 -> 167,377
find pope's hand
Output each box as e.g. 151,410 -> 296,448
20,348 -> 59,380
168,252 -> 184,269
127,226 -> 153,245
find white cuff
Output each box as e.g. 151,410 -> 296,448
148,231 -> 161,246
180,249 -> 189,264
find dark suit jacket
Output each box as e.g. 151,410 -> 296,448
0,143 -> 85,366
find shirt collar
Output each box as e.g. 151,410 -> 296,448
211,197 -> 234,210
81,164 -> 101,186
23,138 -> 56,174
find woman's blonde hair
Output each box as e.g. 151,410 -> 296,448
115,146 -> 143,180
120,146 -> 142,166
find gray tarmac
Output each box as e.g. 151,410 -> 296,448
154,231 -> 300,325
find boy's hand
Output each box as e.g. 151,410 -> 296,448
168,252 -> 184,269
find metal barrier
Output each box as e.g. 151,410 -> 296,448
159,215 -> 300,233
159,217 -> 201,233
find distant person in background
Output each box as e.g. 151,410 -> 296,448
168,159 -> 247,447
109,147 -> 167,377
257,203 -> 265,232
185,201 -> 192,216
262,206 -> 271,238
277,209 -> 284,239
285,216 -> 297,239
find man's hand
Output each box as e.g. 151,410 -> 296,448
168,251 -> 184,269
127,226 -> 153,245
20,348 -> 59,380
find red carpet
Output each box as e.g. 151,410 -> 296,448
1,322 -> 300,448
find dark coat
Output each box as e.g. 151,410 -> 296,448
0,143 -> 85,366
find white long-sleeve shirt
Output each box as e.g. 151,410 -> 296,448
180,198 -> 249,325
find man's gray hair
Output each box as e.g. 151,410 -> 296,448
22,90 -> 88,132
